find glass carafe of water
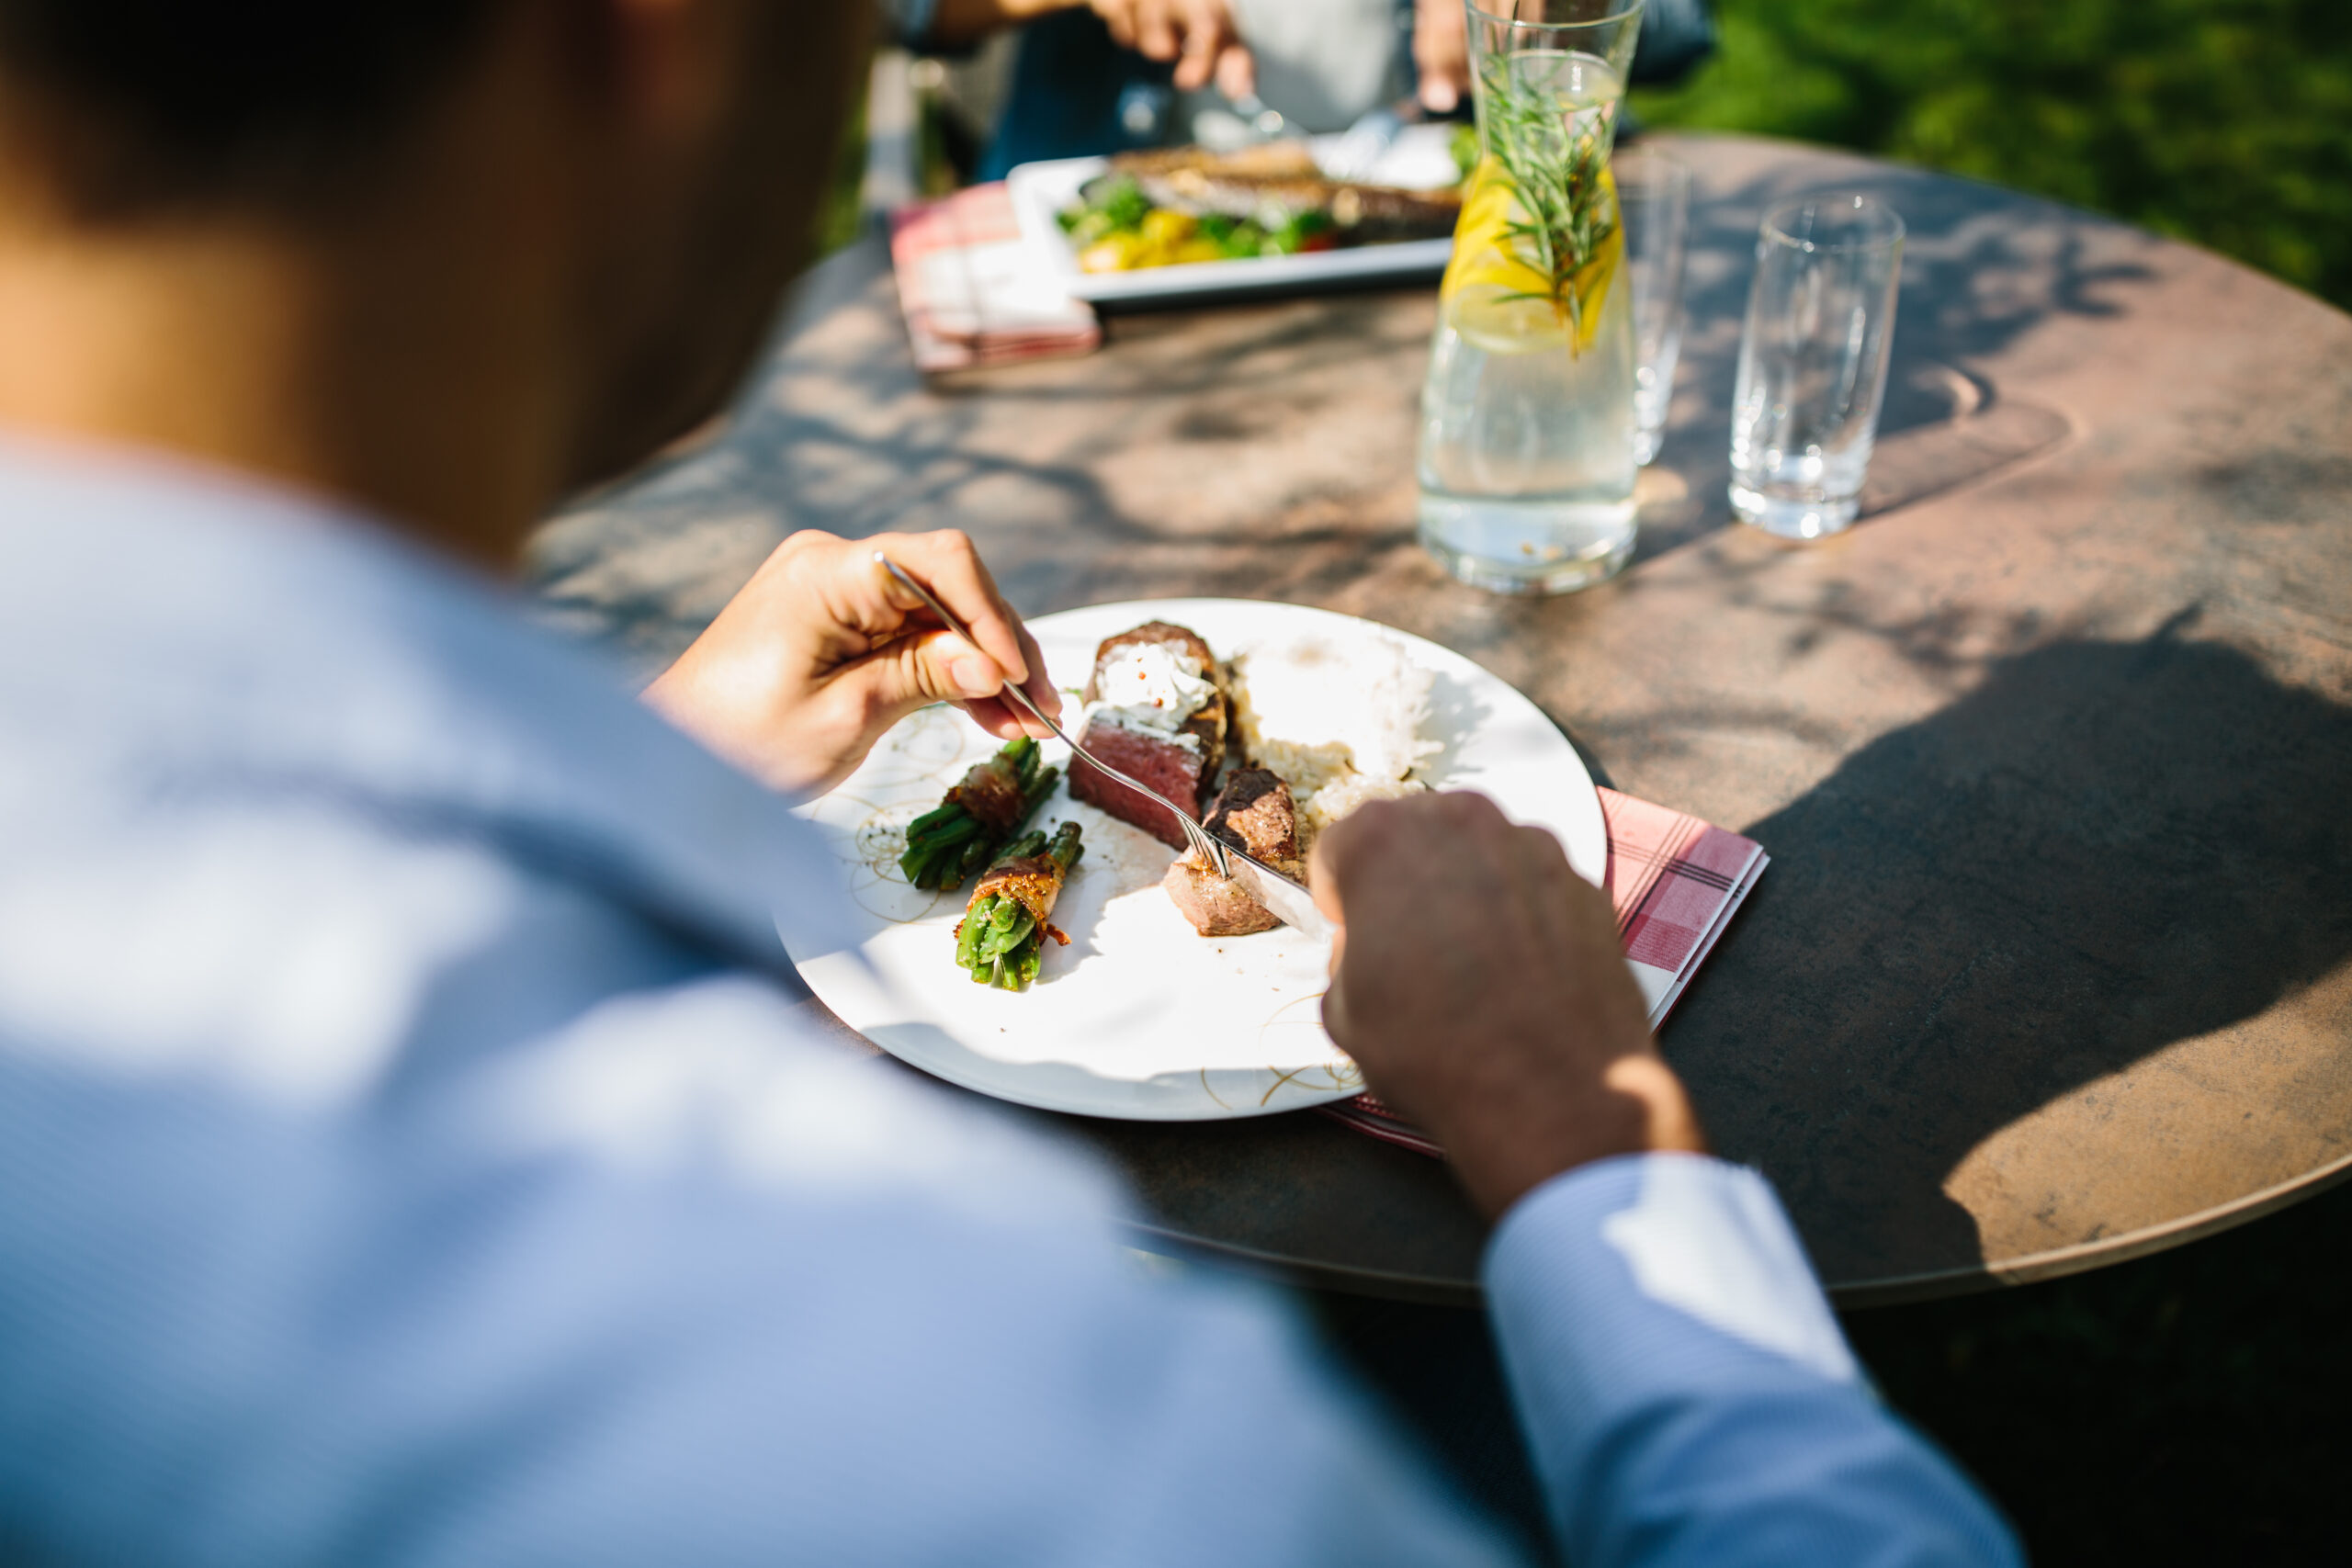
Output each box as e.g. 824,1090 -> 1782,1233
1418,0 -> 1646,595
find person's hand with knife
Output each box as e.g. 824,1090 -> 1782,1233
1312,790 -> 1709,1213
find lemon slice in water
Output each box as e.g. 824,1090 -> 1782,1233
1439,156 -> 1623,356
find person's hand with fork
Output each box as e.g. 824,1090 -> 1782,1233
643,529 -> 1060,798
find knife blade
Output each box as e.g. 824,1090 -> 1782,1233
1216,844 -> 1334,943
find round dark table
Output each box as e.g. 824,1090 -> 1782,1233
531,133 -> 2352,1306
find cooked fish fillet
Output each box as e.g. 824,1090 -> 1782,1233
1091,146 -> 1461,244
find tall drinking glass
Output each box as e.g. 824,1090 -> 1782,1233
1614,148 -> 1691,466
1417,0 -> 1645,595
1728,194 -> 1904,539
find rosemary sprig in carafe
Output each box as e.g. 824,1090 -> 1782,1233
1475,50 -> 1622,351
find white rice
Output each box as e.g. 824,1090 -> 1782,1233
1227,633 -> 1438,844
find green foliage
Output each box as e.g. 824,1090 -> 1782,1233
1631,0 -> 2352,308
815,89 -> 868,258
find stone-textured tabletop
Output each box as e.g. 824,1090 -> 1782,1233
530,133 -> 2352,1306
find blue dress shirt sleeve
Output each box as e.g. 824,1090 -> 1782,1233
1486,1153 -> 2023,1567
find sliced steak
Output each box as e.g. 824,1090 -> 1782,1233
1069,717 -> 1210,849
1080,621 -> 1228,766
1070,622 -> 1227,848
1163,769 -> 1305,937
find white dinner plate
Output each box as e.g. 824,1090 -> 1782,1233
1005,125 -> 1461,307
784,599 -> 1604,1121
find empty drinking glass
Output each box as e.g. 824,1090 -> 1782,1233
1614,148 -> 1691,467
1728,194 -> 1904,538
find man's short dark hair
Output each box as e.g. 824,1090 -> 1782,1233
0,1 -> 494,216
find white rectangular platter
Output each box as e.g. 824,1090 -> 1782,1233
1005,124 -> 1462,308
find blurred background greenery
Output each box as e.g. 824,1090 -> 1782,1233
1630,0 -> 2352,308
846,0 -> 2352,310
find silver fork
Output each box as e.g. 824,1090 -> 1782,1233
876,554 -> 1331,940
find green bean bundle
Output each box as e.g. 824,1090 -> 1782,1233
899,735 -> 1060,891
956,822 -> 1084,990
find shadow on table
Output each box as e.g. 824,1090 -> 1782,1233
536,152 -> 2163,652
529,234 -> 1461,663
1635,152 -> 2151,559
1671,611 -> 2352,1289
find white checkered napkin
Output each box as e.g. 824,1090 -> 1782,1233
889,184 -> 1100,373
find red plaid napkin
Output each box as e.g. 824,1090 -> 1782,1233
888,184 -> 1101,373
1322,787 -> 1767,1158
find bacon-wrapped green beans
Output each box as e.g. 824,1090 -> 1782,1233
956,823 -> 1084,989
899,736 -> 1060,891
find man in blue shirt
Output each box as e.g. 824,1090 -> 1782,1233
0,3 -> 2018,1564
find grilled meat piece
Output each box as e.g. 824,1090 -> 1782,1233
1163,768 -> 1306,937
1069,622 -> 1228,849
1206,766 -> 1301,863
1069,719 -> 1212,849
